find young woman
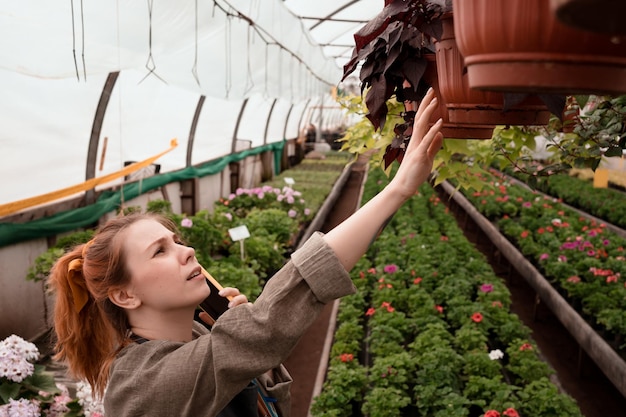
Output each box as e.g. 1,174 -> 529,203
48,88 -> 443,417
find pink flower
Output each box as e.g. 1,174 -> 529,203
567,276 -> 581,283
480,283 -> 493,293
383,264 -> 398,274
340,353 -> 354,363
471,312 -> 483,323
288,209 -> 297,218
503,408 -> 520,417
539,253 -> 549,261
181,218 -> 193,228
381,301 -> 395,312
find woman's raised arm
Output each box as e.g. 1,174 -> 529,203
323,88 -> 443,271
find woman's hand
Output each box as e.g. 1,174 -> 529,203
197,287 -> 249,326
219,287 -> 249,308
389,88 -> 444,200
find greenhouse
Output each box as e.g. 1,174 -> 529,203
2,1 -> 626,416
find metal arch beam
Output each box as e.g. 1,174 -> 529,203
85,71 -> 120,204
282,104 -> 294,140
263,99 -> 278,145
309,1 -> 361,30
186,95 -> 206,167
297,98 -> 312,134
231,98 -> 249,153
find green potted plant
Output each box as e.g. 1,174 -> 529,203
341,0 -> 566,170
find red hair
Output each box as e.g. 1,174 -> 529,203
48,212 -> 178,397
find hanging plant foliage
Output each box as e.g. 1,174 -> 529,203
342,0 -> 445,132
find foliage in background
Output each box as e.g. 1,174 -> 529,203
337,93 -> 494,191
337,91 -> 626,191
455,169 -> 626,352
311,166 -> 582,417
491,95 -> 626,179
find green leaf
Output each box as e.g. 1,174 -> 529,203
0,380 -> 21,403
21,368 -> 60,396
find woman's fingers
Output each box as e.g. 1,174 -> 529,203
219,287 -> 249,308
228,294 -> 249,308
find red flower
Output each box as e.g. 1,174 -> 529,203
492,301 -> 503,308
365,308 -> 376,316
520,230 -> 529,238
484,410 -> 500,417
435,305 -> 443,314
381,301 -> 395,312
471,312 -> 483,323
413,277 -> 422,285
503,408 -> 519,417
339,353 -> 354,363
519,343 -> 533,351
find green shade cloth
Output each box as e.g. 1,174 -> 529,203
0,142 -> 284,248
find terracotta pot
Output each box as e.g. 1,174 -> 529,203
435,12 -> 551,126
551,0 -> 626,35
422,55 -> 495,140
453,0 -> 626,96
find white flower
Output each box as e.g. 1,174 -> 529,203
0,335 -> 39,361
0,398 -> 40,417
489,349 -> 504,360
76,380 -> 106,417
0,335 -> 39,383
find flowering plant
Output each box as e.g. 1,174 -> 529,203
0,335 -> 84,416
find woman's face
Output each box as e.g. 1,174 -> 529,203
120,218 -> 211,311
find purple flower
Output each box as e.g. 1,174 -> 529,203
560,241 -> 579,250
181,218 -> 193,228
480,283 -> 494,293
383,264 -> 398,274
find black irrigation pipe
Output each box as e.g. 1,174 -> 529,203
437,180 -> 626,399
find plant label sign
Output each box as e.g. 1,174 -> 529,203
228,225 -> 250,241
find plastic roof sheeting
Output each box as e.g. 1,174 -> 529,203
1,0 -> 383,209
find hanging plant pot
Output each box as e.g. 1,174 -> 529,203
422,55 -> 495,140
452,0 -> 626,96
435,12 -> 551,126
551,0 -> 626,36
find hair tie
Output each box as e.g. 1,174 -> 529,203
67,240 -> 95,313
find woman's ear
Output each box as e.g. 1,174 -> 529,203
108,288 -> 141,310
